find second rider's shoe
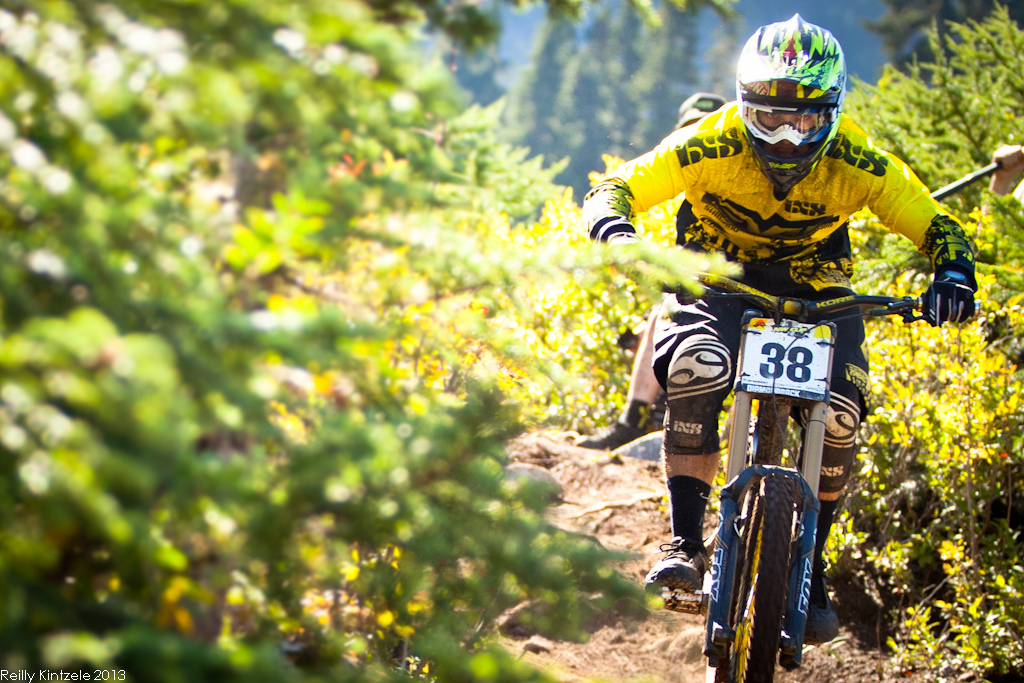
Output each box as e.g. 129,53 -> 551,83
645,536 -> 708,613
577,399 -> 655,450
576,421 -> 646,450
803,572 -> 840,645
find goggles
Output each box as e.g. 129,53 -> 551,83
741,100 -> 837,147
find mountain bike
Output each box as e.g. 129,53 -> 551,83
666,274 -> 923,683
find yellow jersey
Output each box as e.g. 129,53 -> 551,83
583,103 -> 974,291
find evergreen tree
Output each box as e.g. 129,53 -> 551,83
452,48 -> 508,106
508,0 -> 731,199
849,5 -> 1024,226
449,7 -> 510,106
866,0 -> 1024,65
505,18 -> 582,190
556,1 -> 645,198
632,4 -> 703,145
704,20 -> 745,97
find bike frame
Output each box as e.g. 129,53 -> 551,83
690,274 -> 921,676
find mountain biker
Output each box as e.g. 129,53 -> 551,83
578,92 -> 727,451
582,14 -> 977,645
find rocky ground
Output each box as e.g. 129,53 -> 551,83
500,432 -> 929,683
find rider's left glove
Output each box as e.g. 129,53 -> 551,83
922,266 -> 976,327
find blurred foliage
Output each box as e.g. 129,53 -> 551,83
847,5 -> 1024,293
0,0 -> 707,681
493,156 -> 727,433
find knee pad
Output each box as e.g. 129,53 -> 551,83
665,333 -> 733,402
663,334 -> 732,455
821,391 -> 860,450
811,392 -> 861,495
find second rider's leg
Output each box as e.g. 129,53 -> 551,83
627,315 -> 664,408
578,312 -> 664,450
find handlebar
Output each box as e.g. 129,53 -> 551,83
693,273 -> 923,324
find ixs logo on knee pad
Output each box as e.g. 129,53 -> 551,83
667,338 -> 731,400
824,392 -> 860,449
672,421 -> 702,435
820,465 -> 846,478
800,392 -> 859,449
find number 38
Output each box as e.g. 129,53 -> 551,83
759,342 -> 814,383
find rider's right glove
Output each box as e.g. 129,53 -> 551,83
922,266 -> 976,327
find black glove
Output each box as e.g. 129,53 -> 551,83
922,267 -> 976,327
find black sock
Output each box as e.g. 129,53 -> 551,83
667,475 -> 712,542
814,498 -> 840,576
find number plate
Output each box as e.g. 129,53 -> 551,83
735,318 -> 836,401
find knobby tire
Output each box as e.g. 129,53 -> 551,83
727,472 -> 796,683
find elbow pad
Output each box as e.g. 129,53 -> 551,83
590,216 -> 638,243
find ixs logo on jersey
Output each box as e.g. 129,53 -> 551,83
785,199 -> 827,217
676,128 -> 744,167
827,134 -> 888,177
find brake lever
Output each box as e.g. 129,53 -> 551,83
869,297 -> 923,323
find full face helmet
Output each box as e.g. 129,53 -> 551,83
736,14 -> 846,193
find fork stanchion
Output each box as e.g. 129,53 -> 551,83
727,391 -> 753,483
799,400 -> 829,498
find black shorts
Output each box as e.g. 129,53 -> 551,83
652,263 -> 870,413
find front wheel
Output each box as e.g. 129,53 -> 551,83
728,472 -> 797,683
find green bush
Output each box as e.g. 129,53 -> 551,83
836,19 -> 1024,673
0,1 -> 687,681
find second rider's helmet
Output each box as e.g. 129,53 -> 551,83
677,92 -> 727,129
736,14 -> 846,193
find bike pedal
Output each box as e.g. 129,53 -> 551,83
660,587 -> 709,615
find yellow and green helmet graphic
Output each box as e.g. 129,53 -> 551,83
737,14 -> 846,105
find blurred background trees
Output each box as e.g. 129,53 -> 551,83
866,0 -> 1024,66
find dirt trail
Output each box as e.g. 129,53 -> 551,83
502,433 -> 922,683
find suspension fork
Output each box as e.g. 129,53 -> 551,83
703,460 -> 754,666
703,463 -> 808,665
704,395 -> 829,668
